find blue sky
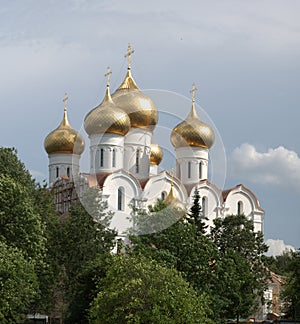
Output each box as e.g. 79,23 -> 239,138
0,0 -> 299,253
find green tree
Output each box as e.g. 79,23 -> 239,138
210,214 -> 269,320
187,187 -> 207,236
89,255 -> 213,324
130,201 -> 220,321
281,250 -> 300,320
0,242 -> 38,323
60,188 -> 116,323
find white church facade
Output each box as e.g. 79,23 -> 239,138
44,45 -> 264,237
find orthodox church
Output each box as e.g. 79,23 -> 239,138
44,45 -> 264,237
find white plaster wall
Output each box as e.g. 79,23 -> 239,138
89,133 -> 125,173
149,164 -> 158,176
224,191 -> 263,233
48,153 -> 80,184
101,172 -> 141,235
124,128 -> 152,179
175,146 -> 208,185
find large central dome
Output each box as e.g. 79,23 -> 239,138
112,67 -> 158,131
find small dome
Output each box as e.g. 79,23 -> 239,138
170,87 -> 214,149
84,82 -> 131,137
112,68 -> 158,131
165,186 -> 185,210
44,105 -> 85,155
150,143 -> 163,165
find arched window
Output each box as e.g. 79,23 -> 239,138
117,187 -> 125,211
237,201 -> 243,215
202,196 -> 207,216
112,148 -> 116,168
199,162 -> 202,179
136,149 -> 140,174
100,148 -> 104,167
161,191 -> 167,201
56,167 -> 59,178
188,161 -> 191,178
67,167 -> 70,178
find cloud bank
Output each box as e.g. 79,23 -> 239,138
230,143 -> 300,192
265,239 -> 295,257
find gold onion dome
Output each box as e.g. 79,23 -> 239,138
111,44 -> 158,131
84,68 -> 131,137
170,84 -> 215,149
150,143 -> 163,165
44,95 -> 85,155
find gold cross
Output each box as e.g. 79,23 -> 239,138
63,93 -> 68,111
104,66 -> 112,86
189,83 -> 198,103
124,43 -> 134,69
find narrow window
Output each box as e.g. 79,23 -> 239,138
136,149 -> 140,174
202,197 -> 207,216
188,161 -> 191,178
67,167 -> 70,178
161,191 -> 167,200
199,162 -> 202,179
237,201 -> 243,215
56,167 -> 59,178
100,148 -> 104,167
112,148 -> 116,168
117,187 -> 124,211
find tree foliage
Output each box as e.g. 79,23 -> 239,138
281,250 -> 300,320
0,242 -> 38,323
90,255 -> 213,324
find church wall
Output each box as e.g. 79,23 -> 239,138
48,153 -> 80,185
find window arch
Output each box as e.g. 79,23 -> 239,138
136,149 -> 140,174
188,161 -> 191,178
199,162 -> 202,179
117,187 -> 125,211
237,201 -> 243,215
161,191 -> 167,201
100,148 -> 104,167
202,196 -> 208,216
112,148 -> 116,168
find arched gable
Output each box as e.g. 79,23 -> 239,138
142,170 -> 188,207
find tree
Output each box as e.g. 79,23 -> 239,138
130,201 -> 220,321
59,188 -> 117,323
187,187 -> 207,235
0,242 -> 38,323
281,250 -> 300,320
89,255 -> 213,324
210,214 -> 269,320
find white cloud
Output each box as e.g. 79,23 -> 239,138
230,144 -> 300,192
265,239 -> 295,257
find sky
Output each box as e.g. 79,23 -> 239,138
0,0 -> 299,254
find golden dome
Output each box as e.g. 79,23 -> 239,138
150,143 -> 163,165
112,68 -> 158,131
111,44 -> 157,131
44,98 -> 85,155
165,185 -> 185,210
170,85 -> 214,149
84,71 -> 131,137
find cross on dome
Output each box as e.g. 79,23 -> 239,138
189,83 -> 198,103
124,43 -> 135,69
105,66 -> 112,87
63,93 -> 68,112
